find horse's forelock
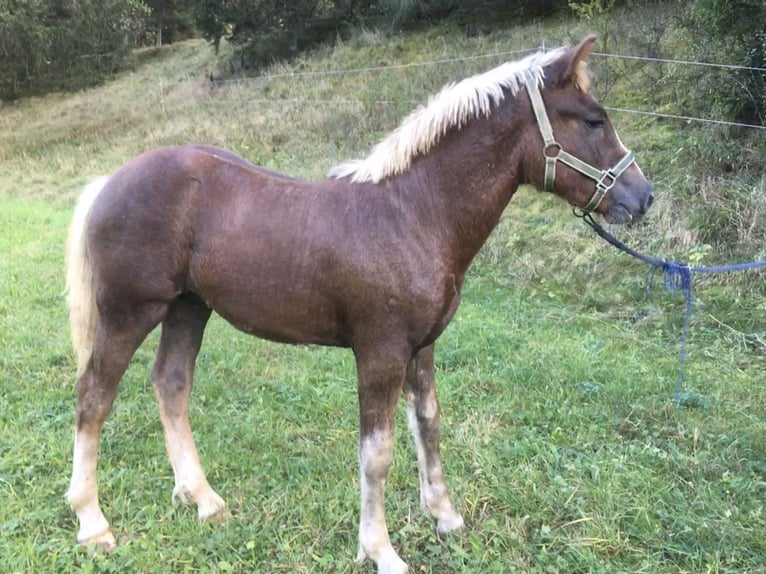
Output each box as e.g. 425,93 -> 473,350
573,60 -> 591,93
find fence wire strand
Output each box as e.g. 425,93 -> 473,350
591,51 -> 766,73
211,47 -> 541,85
206,45 -> 765,130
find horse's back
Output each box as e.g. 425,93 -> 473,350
88,144 -> 291,236
187,145 -> 304,182
84,145 -> 346,342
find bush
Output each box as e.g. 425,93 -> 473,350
190,0 -> 574,71
0,0 -> 149,100
680,0 -> 766,125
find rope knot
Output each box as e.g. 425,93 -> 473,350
659,261 -> 694,303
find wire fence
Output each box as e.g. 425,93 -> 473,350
206,45 -> 766,131
210,48 -> 766,84
591,51 -> 766,73
209,47 -> 542,84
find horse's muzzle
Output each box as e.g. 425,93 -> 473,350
604,177 -> 654,224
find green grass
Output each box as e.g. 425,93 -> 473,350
2,8 -> 766,574
2,195 -> 766,573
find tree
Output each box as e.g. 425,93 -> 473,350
190,0 -> 338,64
0,0 -> 150,100
189,0 -> 571,68
143,0 -> 196,46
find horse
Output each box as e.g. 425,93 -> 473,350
65,35 -> 652,573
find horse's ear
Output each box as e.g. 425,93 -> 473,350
548,35 -> 596,91
572,35 -> 597,67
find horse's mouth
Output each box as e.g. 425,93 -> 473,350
603,202 -> 637,225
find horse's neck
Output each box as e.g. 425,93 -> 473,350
403,126 -> 523,270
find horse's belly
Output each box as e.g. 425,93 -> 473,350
205,292 -> 349,347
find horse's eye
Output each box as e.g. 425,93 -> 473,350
584,118 -> 605,129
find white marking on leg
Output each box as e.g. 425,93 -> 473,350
66,428 -> 116,549
157,404 -> 225,520
405,398 -> 464,534
357,431 -> 408,574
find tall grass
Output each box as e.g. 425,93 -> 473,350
1,6 -> 765,573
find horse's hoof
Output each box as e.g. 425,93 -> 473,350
173,484 -> 226,520
78,529 -> 117,552
377,555 -> 409,574
197,492 -> 226,521
437,511 -> 464,535
356,544 -> 409,573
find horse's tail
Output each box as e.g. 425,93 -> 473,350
66,176 -> 109,377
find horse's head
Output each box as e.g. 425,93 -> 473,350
521,35 -> 653,223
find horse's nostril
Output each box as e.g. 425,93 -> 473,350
647,194 -> 654,208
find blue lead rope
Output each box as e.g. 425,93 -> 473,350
579,213 -> 766,407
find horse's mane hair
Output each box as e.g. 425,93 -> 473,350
329,45 -> 589,184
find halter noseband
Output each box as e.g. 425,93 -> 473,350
523,69 -> 635,215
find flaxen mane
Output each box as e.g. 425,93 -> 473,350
329,46 -> 590,184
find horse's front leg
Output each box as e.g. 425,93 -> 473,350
354,342 -> 410,574
404,344 -> 464,533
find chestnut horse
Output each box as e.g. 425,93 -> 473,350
65,36 -> 652,573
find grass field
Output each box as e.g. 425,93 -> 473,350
2,7 -> 766,574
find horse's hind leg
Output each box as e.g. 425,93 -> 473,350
151,294 -> 225,520
403,344 -> 464,533
67,306 -> 164,549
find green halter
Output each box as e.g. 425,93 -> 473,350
523,69 -> 635,214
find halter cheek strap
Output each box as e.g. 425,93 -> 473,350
523,69 -> 635,214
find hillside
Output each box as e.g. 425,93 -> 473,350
1,6 -> 766,573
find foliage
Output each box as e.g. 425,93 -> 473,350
141,0 -> 197,46
679,0 -> 766,124
189,0 -> 343,65
566,0 -> 765,178
188,0 -> 575,69
378,0 -> 572,31
568,0 -> 616,20
0,0 -> 149,100
0,0 -> 200,100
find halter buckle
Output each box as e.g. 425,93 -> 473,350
596,169 -> 617,193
